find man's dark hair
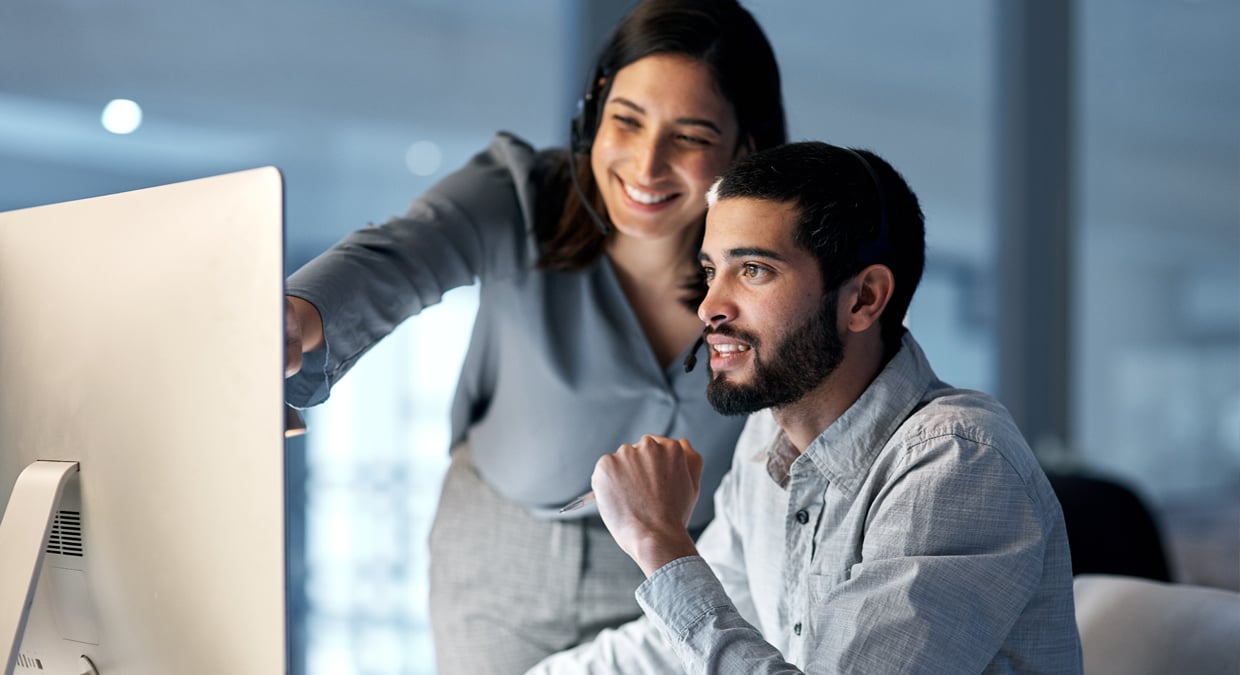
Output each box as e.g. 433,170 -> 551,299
709,141 -> 926,356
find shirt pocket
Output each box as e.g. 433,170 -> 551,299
805,566 -> 851,606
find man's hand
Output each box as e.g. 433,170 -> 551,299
592,435 -> 704,577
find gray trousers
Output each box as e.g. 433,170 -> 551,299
428,445 -> 646,674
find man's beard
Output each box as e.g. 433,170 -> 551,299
706,293 -> 844,416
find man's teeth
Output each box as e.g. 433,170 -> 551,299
624,184 -> 673,205
713,344 -> 750,353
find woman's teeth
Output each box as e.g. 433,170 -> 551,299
624,183 -> 673,205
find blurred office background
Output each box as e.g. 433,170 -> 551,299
1,0 -> 1236,672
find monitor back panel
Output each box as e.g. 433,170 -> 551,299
0,168 -> 286,675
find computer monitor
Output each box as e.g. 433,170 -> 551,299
0,168 -> 287,674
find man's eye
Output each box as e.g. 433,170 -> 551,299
743,264 -> 766,278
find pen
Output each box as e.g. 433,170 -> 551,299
559,491 -> 595,513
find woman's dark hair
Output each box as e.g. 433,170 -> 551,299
538,0 -> 787,277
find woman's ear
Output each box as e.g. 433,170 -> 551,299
844,264 -> 895,333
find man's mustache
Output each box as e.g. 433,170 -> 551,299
683,325 -> 761,373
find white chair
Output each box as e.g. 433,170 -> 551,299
1074,574 -> 1240,675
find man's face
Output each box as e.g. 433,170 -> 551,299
698,197 -> 845,416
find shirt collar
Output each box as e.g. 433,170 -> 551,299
767,332 -> 940,496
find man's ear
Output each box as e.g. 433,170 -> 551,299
844,264 -> 895,333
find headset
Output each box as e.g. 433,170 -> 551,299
842,147 -> 891,267
568,66 -> 611,235
570,67 -> 605,155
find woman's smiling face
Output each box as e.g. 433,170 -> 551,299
589,53 -> 742,244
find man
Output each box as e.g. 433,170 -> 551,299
530,142 -> 1082,674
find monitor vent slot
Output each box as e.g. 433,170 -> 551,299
16,650 -> 45,670
46,510 -> 83,557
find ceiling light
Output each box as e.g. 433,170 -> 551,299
404,140 -> 442,176
101,99 -> 142,135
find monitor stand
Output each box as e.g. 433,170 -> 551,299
0,461 -> 85,675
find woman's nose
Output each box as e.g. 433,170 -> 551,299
633,135 -> 670,183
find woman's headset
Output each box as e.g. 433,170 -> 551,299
567,67 -> 611,234
570,66 -> 608,155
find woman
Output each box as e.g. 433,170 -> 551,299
283,0 -> 786,671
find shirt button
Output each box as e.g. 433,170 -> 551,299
795,509 -> 809,524
794,622 -> 802,636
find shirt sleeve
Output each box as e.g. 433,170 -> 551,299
527,422 -> 782,675
284,132 -> 540,407
636,557 -> 804,674
632,416 -> 804,675
527,557 -> 800,675
523,615 -> 684,674
809,433 -> 1054,674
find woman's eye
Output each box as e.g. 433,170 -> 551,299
612,115 -> 640,128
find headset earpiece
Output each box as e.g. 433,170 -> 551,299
843,148 -> 891,266
570,97 -> 593,154
567,68 -> 611,235
570,70 -> 606,155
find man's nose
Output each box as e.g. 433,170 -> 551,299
697,282 -> 735,328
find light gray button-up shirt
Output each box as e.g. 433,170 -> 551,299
531,333 -> 1083,673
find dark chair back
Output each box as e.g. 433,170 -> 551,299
1047,472 -> 1172,581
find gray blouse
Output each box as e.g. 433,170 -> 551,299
285,132 -> 745,526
